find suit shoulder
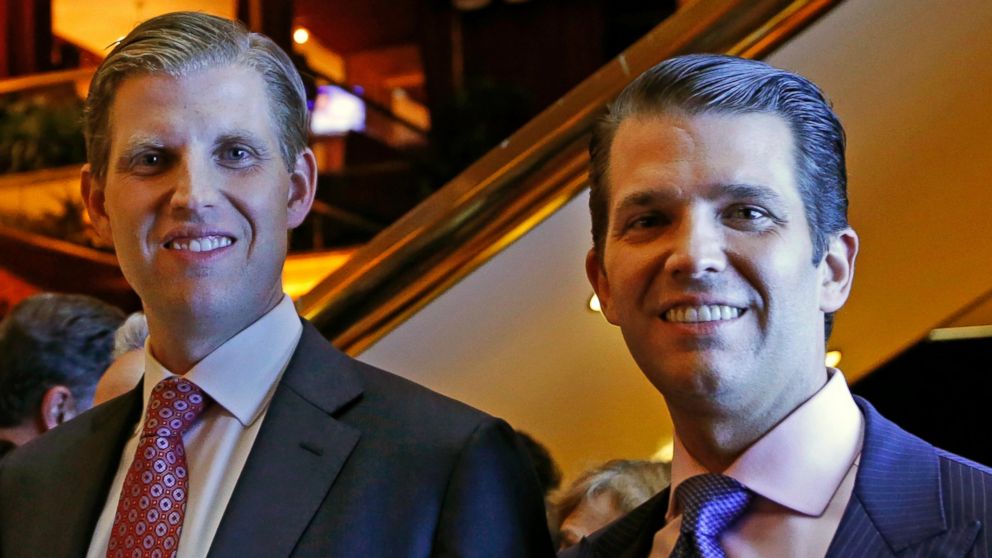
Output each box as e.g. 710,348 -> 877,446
936,449 -> 992,506
293,323 -> 496,432
295,320 -> 496,427
351,357 -> 496,426
936,449 -> 992,477
2,395 -> 133,470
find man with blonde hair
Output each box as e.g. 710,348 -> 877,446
0,12 -> 551,558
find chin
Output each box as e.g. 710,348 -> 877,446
644,357 -> 742,399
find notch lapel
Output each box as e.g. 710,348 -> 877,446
207,322 -> 363,558
826,397 -> 980,557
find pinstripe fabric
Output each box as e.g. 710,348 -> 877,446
824,398 -> 991,558
560,397 -> 992,558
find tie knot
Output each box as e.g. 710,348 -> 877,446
142,377 -> 209,439
676,474 -> 753,537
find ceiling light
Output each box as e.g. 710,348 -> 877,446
452,0 -> 491,9
652,440 -> 674,463
825,350 -> 842,368
588,293 -> 601,313
929,325 -> 992,341
293,27 -> 310,45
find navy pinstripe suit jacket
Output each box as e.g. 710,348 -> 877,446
560,397 -> 992,558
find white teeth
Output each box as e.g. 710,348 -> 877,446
664,304 -> 743,323
166,236 -> 233,252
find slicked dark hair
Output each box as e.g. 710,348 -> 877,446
588,54 -> 848,338
0,293 -> 125,426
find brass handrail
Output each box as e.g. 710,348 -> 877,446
297,0 -> 844,354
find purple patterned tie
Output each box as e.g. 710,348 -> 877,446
670,474 -> 753,558
107,377 -> 209,558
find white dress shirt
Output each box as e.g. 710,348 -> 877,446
87,296 -> 303,558
650,369 -> 864,558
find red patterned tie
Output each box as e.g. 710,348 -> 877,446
107,376 -> 209,558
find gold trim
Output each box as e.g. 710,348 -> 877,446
0,68 -> 94,95
297,0 -> 846,354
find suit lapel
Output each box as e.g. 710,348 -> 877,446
826,397 -> 977,557
46,387 -> 142,558
207,322 -> 363,558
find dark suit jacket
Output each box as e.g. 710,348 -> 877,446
0,321 -> 555,557
0,441 -> 14,461
560,397 -> 992,558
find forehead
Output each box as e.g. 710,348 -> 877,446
108,65 -> 277,150
606,111 -> 798,207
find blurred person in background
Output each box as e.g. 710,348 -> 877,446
0,292 -> 124,457
555,459 -> 670,550
516,430 -> 565,537
92,312 -> 148,405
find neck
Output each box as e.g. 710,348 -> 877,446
144,313 -> 255,374
142,293 -> 284,374
667,367 -> 830,472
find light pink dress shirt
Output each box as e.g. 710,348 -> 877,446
650,369 -> 864,558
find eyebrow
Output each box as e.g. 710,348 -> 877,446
115,130 -> 274,160
113,135 -> 166,169
613,182 -> 786,214
117,135 -> 165,157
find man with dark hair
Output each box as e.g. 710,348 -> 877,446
0,11 -> 552,558
0,293 -> 125,458
566,54 -> 992,557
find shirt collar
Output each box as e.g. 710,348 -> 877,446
667,369 -> 863,519
142,295 -> 303,427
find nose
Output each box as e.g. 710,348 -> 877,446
169,156 -> 218,212
664,209 -> 727,278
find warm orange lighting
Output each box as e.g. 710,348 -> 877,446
588,293 -> 601,313
292,27 -> 310,45
652,440 -> 674,463
825,350 -> 842,368
283,248 -> 355,300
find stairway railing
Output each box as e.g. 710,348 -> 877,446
296,0 -> 844,354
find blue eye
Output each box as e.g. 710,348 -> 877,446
218,145 -> 257,168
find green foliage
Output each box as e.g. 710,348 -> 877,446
0,84 -> 86,174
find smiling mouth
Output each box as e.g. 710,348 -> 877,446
164,235 -> 234,253
663,304 -> 744,323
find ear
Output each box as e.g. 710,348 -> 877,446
586,248 -> 619,325
287,148 -> 318,229
81,164 -> 113,243
38,385 -> 79,432
818,227 -> 859,313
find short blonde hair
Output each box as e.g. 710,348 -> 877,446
84,11 -> 309,179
